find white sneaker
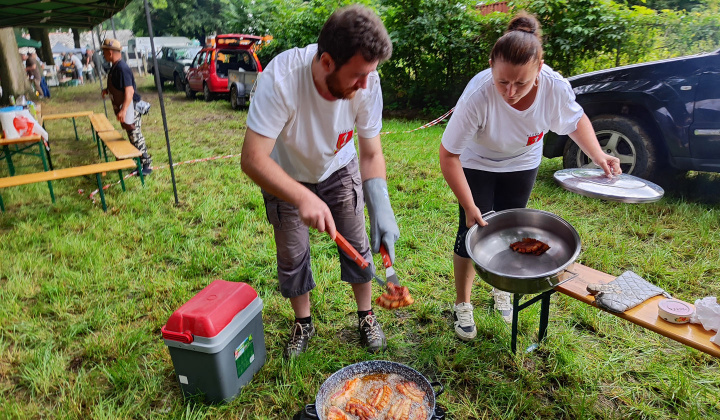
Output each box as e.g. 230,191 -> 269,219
452,302 -> 477,341
492,288 -> 513,323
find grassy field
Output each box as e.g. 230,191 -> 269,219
1,76 -> 719,419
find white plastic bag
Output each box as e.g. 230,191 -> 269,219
16,109 -> 48,142
690,297 -> 720,346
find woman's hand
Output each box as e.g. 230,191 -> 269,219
465,205 -> 488,228
592,152 -> 622,177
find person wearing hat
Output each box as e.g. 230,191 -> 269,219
101,38 -> 152,175
22,48 -> 43,98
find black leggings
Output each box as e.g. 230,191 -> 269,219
454,166 -> 539,258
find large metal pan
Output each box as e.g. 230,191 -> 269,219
465,209 -> 581,294
303,360 -> 444,420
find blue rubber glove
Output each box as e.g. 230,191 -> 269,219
363,178 -> 400,263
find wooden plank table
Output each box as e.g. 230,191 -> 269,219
556,263 -> 719,358
0,134 -> 51,175
42,110 -> 93,142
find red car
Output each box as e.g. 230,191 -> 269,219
185,34 -> 263,101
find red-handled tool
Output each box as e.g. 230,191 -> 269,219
333,232 -> 369,269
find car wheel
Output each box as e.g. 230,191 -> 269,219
185,81 -> 196,99
203,84 -> 213,102
174,73 -> 184,91
230,86 -> 239,110
563,115 -> 659,179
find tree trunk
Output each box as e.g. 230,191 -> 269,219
28,28 -> 54,66
72,28 -> 81,48
0,27 -> 33,106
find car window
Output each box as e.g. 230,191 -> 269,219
157,50 -> 164,59
174,47 -> 201,60
192,51 -> 205,68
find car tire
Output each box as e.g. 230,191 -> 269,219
174,73 -> 184,91
203,84 -> 213,102
230,86 -> 239,110
563,114 -> 659,179
185,81 -> 196,99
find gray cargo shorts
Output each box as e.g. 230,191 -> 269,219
262,158 -> 373,298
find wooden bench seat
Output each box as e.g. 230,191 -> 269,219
42,111 -> 94,121
98,131 -> 142,159
89,113 -> 115,133
556,263 -> 719,358
0,159 -> 137,212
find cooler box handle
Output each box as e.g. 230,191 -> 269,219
161,326 -> 194,344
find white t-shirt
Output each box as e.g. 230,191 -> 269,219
246,44 -> 384,183
441,64 -> 583,172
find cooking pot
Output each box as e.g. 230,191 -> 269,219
303,360 -> 444,420
465,209 -> 581,294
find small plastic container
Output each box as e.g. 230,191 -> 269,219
657,298 -> 694,324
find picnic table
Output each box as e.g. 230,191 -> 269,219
0,134 -> 52,175
42,110 -> 94,142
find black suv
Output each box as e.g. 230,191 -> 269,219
543,49 -> 720,181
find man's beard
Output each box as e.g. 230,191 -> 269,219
326,70 -> 357,100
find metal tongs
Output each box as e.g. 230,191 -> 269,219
332,231 -> 390,288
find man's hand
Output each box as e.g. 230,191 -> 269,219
363,178 -> 400,263
298,189 -> 336,239
101,89 -> 108,98
117,108 -> 126,123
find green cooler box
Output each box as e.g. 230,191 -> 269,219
162,280 -> 265,403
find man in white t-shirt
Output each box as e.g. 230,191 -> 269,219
241,5 -> 399,358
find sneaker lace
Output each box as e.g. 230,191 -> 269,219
454,305 -> 474,326
359,315 -> 383,341
286,322 -> 309,353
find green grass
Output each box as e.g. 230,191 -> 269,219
1,76 -> 719,419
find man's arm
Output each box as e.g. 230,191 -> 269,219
241,128 -> 336,238
357,134 -> 386,181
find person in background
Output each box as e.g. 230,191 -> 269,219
241,5 -> 398,358
439,12 -> 621,340
101,38 -> 153,176
70,52 -> 84,84
32,50 -> 51,98
84,49 -> 95,83
92,49 -> 107,78
22,48 -> 43,98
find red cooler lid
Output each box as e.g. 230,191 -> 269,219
162,280 -> 257,343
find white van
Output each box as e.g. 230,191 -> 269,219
127,36 -> 198,71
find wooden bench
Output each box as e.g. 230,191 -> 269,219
0,159 -> 137,212
42,110 -> 94,142
89,113 -> 117,157
555,263 -> 719,358
97,130 -> 146,185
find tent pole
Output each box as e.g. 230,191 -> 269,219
143,0 -> 180,205
92,26 -> 108,117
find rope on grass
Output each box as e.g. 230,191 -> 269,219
379,107 -> 454,135
84,108 -> 455,204
86,153 -> 242,203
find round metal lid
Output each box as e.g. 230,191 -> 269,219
553,168 -> 664,203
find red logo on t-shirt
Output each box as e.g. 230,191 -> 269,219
526,131 -> 544,146
335,129 -> 354,154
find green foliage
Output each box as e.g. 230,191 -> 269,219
380,0 -> 509,112
129,0 -> 233,43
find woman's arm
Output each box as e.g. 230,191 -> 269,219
568,114 -> 622,176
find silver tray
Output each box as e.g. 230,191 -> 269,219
553,168 -> 664,203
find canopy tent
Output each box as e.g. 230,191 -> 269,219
16,34 -> 41,48
1,0 -> 180,205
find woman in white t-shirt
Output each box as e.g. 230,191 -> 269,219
439,12 -> 621,341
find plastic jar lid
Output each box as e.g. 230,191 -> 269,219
657,298 -> 694,324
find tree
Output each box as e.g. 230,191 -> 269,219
132,0 -> 233,45
0,27 -> 33,105
28,28 -> 54,66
